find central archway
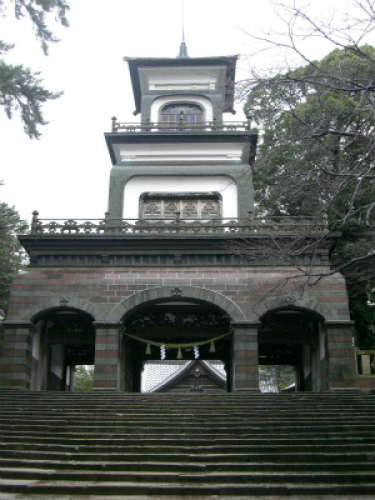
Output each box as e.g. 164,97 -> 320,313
121,298 -> 233,392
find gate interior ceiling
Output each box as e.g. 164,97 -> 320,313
42,310 -> 96,365
123,302 -> 232,363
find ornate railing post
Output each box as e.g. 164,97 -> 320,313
246,115 -> 252,131
31,211 -> 39,234
175,211 -> 181,233
111,116 -> 117,132
247,211 -> 254,230
104,212 -> 110,233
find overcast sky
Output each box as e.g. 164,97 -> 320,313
0,0 -> 372,224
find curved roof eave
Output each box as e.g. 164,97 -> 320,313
124,55 -> 238,116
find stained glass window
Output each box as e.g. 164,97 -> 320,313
160,104 -> 204,123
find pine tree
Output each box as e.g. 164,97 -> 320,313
0,1 -> 70,138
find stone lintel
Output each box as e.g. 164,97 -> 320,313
93,321 -> 122,329
324,320 -> 355,327
1,320 -> 34,329
231,321 -> 261,330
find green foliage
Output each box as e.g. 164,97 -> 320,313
350,299 -> 375,350
74,365 -> 94,392
0,0 -> 70,137
0,60 -> 62,138
0,201 -> 28,318
245,44 -> 375,349
259,365 -> 296,392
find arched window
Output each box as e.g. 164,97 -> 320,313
160,104 -> 204,124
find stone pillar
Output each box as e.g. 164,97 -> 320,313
325,321 -> 358,391
93,322 -> 122,391
0,320 -> 33,389
231,321 -> 260,392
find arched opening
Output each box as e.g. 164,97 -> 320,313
259,307 -> 325,392
30,308 -> 95,391
121,299 -> 232,393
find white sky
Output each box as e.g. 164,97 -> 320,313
0,0 -> 372,224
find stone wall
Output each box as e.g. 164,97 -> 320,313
1,265 -> 359,391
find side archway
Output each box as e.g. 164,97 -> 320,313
258,306 -> 326,391
30,306 -> 96,391
16,296 -> 103,322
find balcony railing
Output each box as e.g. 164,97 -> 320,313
111,118 -> 253,133
30,211 -> 328,236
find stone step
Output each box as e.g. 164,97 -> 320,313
1,441 -> 375,455
1,450 -> 373,464
1,412 -> 373,420
2,435 -> 374,446
1,457 -> 374,473
0,391 -> 374,497
1,468 -> 375,485
1,390 -> 370,396
3,400 -> 371,406
0,479 -> 374,497
1,412 -> 373,421
2,429 -> 374,440
2,424 -> 374,435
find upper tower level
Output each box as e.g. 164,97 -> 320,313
124,55 -> 238,125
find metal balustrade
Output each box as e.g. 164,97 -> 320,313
30,211 -> 328,236
110,118 -> 254,133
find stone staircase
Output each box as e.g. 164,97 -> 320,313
0,389 -> 374,498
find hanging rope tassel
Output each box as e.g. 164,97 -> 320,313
209,341 -> 216,353
177,348 -> 183,360
145,343 -> 152,355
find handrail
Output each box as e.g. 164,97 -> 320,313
110,118 -> 254,133
30,211 -> 328,236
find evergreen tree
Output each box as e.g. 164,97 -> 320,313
0,1 -> 70,138
244,44 -> 375,349
0,201 -> 27,319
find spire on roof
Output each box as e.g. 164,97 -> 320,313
177,0 -> 189,58
177,40 -> 189,58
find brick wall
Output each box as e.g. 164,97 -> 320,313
6,267 -> 350,323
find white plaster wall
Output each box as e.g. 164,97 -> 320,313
114,142 -> 244,164
150,95 -> 213,122
123,176 -> 238,219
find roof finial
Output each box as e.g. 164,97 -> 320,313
177,0 -> 189,58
